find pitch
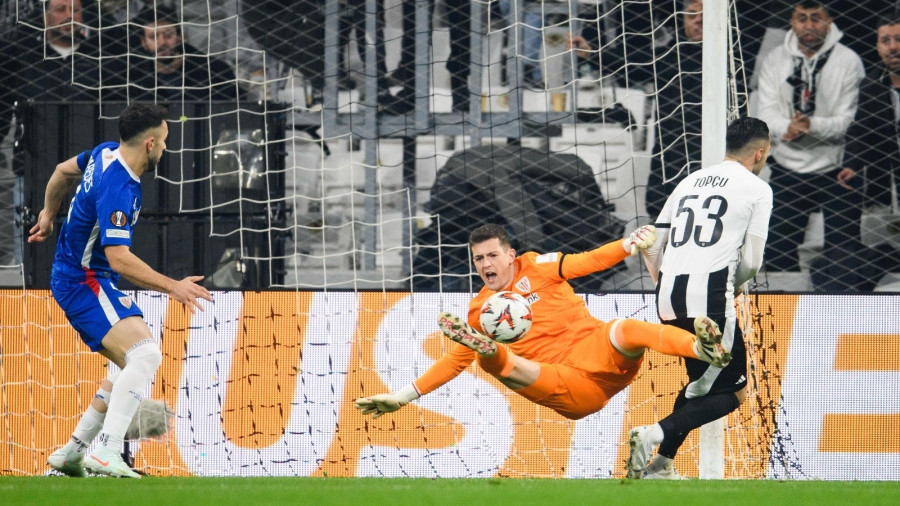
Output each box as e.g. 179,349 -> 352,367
1,476 -> 898,505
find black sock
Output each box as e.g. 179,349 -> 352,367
657,392 -> 740,458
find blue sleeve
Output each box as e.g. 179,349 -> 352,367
75,150 -> 92,171
97,173 -> 137,248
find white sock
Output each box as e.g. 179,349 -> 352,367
99,342 -> 162,451
65,405 -> 105,454
63,382 -> 113,454
647,455 -> 674,472
646,423 -> 664,445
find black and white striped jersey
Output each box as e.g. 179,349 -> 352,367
653,160 -> 773,321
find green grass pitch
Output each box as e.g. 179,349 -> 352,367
1,477 -> 899,505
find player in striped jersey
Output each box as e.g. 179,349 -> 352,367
28,103 -> 212,478
355,223 -> 731,424
627,117 -> 773,479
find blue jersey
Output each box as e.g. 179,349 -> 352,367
51,142 -> 142,283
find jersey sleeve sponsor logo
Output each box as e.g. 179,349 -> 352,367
131,197 -> 141,225
83,157 -> 96,192
105,229 -> 130,239
514,276 -> 531,293
110,211 -> 128,227
535,253 -> 558,264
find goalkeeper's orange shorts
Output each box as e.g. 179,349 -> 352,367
514,320 -> 643,420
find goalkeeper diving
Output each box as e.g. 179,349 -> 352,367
356,223 -> 730,421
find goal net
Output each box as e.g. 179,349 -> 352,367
1,0 -> 896,479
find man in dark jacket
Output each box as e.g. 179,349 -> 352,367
842,15 -> 900,211
835,15 -> 900,290
4,0 -> 100,103
0,0 -> 101,266
128,5 -> 240,102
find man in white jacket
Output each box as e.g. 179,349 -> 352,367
757,0 -> 865,290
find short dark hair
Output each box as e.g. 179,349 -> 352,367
469,224 -> 511,249
876,15 -> 900,31
118,103 -> 168,144
793,1 -> 830,17
725,117 -> 770,154
132,4 -> 181,39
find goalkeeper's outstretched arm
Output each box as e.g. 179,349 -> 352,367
355,323 -> 478,418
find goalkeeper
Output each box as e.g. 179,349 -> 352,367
28,103 -> 212,478
356,223 -> 730,422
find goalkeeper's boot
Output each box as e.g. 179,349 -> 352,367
47,446 -> 86,477
626,426 -> 655,479
642,459 -> 688,480
692,316 -> 731,368
437,312 -> 497,355
84,446 -> 141,478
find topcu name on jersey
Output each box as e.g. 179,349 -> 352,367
692,175 -> 729,188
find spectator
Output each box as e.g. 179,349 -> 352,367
4,0 -> 100,102
823,1 -> 896,71
128,5 -> 241,102
838,15 -> 900,289
756,1 -> 865,290
644,0 -> 704,219
566,5 -> 626,87
842,15 -> 900,210
0,0 -> 101,266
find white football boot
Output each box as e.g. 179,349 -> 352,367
47,446 -> 86,477
626,425 -> 655,479
642,459 -> 688,480
84,446 -> 141,478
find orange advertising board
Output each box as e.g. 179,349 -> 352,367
1,290 -> 897,479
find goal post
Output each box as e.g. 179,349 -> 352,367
699,0 -> 728,480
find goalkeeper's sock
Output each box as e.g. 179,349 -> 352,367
476,344 -> 511,377
100,342 -> 162,447
657,392 -> 740,458
612,319 -> 697,358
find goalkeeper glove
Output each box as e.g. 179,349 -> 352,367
623,225 -> 656,255
354,384 -> 420,419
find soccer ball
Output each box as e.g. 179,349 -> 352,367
479,291 -> 533,343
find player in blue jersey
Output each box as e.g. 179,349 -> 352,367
28,103 -> 212,478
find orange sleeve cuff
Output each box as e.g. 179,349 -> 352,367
560,240 -> 629,279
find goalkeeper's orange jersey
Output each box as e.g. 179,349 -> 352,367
413,240 -> 629,395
